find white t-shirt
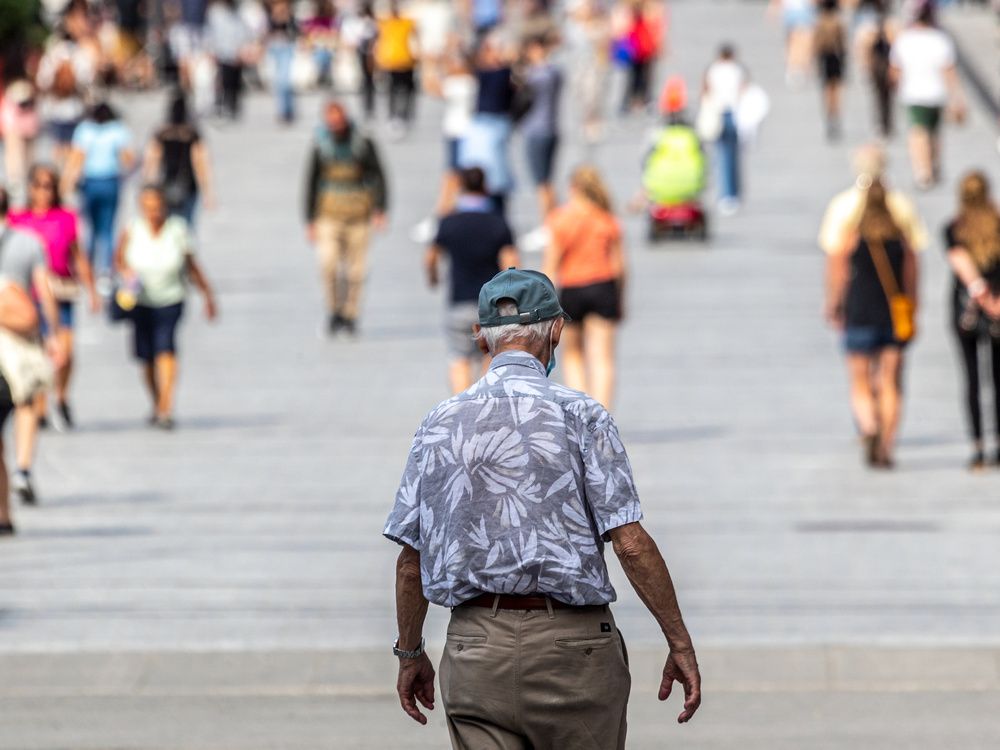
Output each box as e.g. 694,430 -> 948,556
442,74 -> 476,139
705,59 -> 746,111
125,217 -> 193,308
890,27 -> 955,107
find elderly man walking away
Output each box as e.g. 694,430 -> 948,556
384,269 -> 701,748
304,100 -> 388,336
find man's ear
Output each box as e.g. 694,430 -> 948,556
473,324 -> 490,356
551,317 -> 565,348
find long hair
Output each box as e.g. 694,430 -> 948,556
858,178 -> 902,244
570,165 -> 614,214
954,171 -> 1000,270
27,163 -> 62,209
167,89 -> 190,126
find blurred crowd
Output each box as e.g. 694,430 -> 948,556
0,0 -> 998,537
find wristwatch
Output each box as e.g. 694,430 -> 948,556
393,638 -> 425,659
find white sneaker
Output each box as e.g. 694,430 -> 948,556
519,226 -> 551,255
96,275 -> 113,297
410,217 -> 438,244
717,198 -> 741,217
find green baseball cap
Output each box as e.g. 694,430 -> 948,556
478,268 -> 570,327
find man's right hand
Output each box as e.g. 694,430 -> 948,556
306,223 -> 317,244
659,648 -> 701,723
396,652 -> 436,725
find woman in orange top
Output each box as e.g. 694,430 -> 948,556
542,166 -> 625,409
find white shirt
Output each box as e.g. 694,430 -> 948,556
705,59 -> 746,111
125,217 -> 193,308
442,74 -> 476,139
890,26 -> 956,106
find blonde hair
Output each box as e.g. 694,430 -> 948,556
570,165 -> 614,214
954,171 -> 1000,270
858,178 -> 902,244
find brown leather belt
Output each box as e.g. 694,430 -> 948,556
461,594 -> 605,612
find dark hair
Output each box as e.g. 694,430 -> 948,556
167,89 -> 190,126
819,0 -> 839,12
361,2 -> 374,18
719,44 -> 735,60
27,164 -> 62,209
0,186 -> 8,216
916,0 -> 936,26
460,167 -> 487,195
91,101 -> 117,124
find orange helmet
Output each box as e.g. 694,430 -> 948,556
659,75 -> 687,115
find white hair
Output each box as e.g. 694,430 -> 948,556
476,300 -> 555,354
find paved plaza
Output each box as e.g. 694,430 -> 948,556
1,1 -> 999,747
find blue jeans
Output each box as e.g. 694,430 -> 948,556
268,41 -> 296,121
715,111 -> 741,201
81,176 -> 120,276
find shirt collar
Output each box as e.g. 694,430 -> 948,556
455,194 -> 493,213
489,350 -> 547,376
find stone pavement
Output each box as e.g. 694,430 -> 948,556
1,0 -> 1000,747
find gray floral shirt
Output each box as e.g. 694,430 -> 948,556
384,351 -> 643,607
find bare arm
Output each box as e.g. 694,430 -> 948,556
425,245 -> 441,288
609,522 -> 701,723
394,545 -> 436,725
903,245 -> 919,307
60,148 -> 85,197
119,147 -> 137,175
946,246 -> 987,293
541,236 -> 563,286
32,265 -> 67,368
825,242 -> 852,328
190,141 -> 216,207
185,256 -> 217,320
0,283 -> 40,336
113,230 -> 130,275
142,140 -> 163,182
70,240 -> 100,313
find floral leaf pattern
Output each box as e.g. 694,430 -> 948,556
383,351 -> 643,607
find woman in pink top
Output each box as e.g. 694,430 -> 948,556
8,164 -> 99,430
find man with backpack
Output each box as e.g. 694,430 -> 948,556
303,100 -> 388,336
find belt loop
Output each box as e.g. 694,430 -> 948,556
544,596 -> 555,620
490,594 -> 500,618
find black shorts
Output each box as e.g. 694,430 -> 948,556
819,52 -> 843,83
132,302 -> 184,363
559,280 -> 621,323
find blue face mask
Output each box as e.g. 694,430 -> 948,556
545,334 -> 556,377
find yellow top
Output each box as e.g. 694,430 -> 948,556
376,16 -> 417,72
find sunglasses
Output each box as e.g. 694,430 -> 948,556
31,182 -> 56,190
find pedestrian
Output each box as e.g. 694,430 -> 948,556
889,0 -> 966,189
543,166 -> 625,410
303,100 -> 388,336
7,165 -> 99,432
0,186 -> 64,507
384,268 -> 701,747
814,0 -> 846,141
460,34 -> 516,217
520,36 -> 563,218
411,48 -> 477,243
376,0 -> 421,139
424,167 -> 520,394
340,2 -> 379,121
768,0 -> 817,87
143,90 -> 216,226
824,175 -> 919,469
0,279 -> 44,536
0,81 -> 42,205
702,44 -> 747,215
265,0 -> 299,124
302,0 -> 337,88
866,4 -> 895,138
113,185 -> 217,429
35,25 -> 95,167
567,0 -> 611,144
60,101 -> 136,288
617,1 -> 662,115
818,145 -> 928,259
942,172 -> 1000,470
206,0 -> 252,119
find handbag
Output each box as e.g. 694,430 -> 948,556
48,274 -> 81,302
695,95 -> 724,141
0,230 -> 52,403
868,238 -> 915,343
510,76 -> 536,125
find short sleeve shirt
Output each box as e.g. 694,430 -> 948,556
890,27 -> 955,107
384,351 -> 643,607
547,202 -> 622,288
0,225 -> 47,292
434,202 -> 514,304
376,15 -> 417,71
7,208 -> 78,278
72,120 -> 132,179
124,217 -> 193,308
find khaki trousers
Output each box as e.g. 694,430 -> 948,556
314,217 -> 370,320
440,602 -> 631,750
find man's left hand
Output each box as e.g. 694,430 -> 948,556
371,212 -> 388,231
396,652 -> 436,725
